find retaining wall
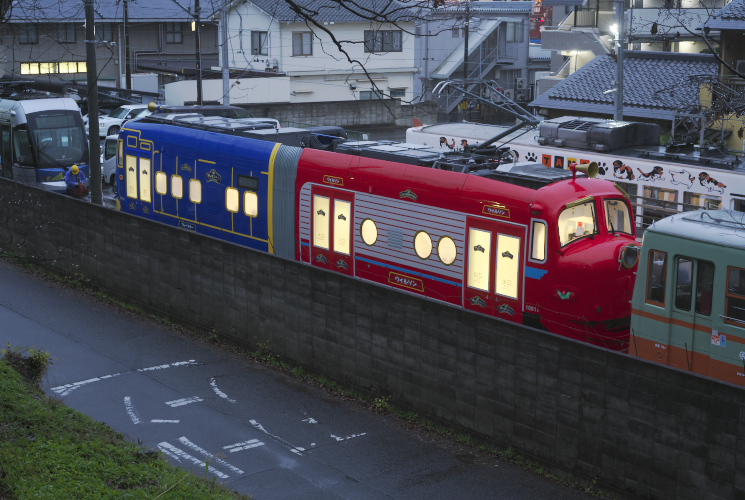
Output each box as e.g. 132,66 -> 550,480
1,178 -> 743,500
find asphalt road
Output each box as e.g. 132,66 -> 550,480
0,258 -> 598,500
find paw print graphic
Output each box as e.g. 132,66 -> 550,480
525,152 -> 537,162
597,162 -> 607,176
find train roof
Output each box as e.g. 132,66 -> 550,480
413,118 -> 745,172
645,209 -> 745,249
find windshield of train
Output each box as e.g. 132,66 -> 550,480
558,198 -> 597,246
605,198 -> 633,235
26,111 -> 88,167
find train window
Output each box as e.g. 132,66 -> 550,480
333,200 -> 351,255
414,231 -> 432,259
438,236 -> 457,265
117,139 -> 123,168
530,221 -> 546,262
684,192 -> 721,211
496,234 -> 520,299
238,175 -> 259,191
725,267 -> 745,327
12,125 -> 32,166
244,192 -> 258,217
155,171 -> 167,195
139,157 -> 152,203
360,219 -> 378,246
674,258 -> 693,312
646,250 -> 667,306
171,175 -> 183,199
467,228 -> 491,292
558,199 -> 596,246
125,155 -> 137,199
605,199 -> 632,235
731,197 -> 745,213
313,195 -> 330,250
226,187 -> 239,213
696,261 -> 714,316
189,179 -> 202,203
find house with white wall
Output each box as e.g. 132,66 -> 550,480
167,0 -> 423,106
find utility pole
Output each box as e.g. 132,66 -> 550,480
462,1 -> 470,81
195,0 -> 203,105
221,2 -> 229,105
124,0 -> 131,89
85,0 -> 102,205
614,0 -> 624,121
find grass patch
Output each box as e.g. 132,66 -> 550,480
0,357 -> 246,499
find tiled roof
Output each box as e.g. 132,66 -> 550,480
245,0 -> 425,23
529,51 -> 718,120
8,0 -> 220,22
705,0 -> 745,30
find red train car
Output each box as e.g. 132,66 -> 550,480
295,148 -> 640,351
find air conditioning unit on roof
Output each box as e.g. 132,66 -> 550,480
503,89 -> 515,100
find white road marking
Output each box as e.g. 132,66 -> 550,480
330,433 -> 367,442
151,419 -> 180,424
179,437 -> 244,474
249,419 -> 304,455
302,417 -> 317,424
158,442 -> 229,478
223,439 -> 265,453
165,396 -> 203,407
123,396 -> 141,424
210,377 -> 236,403
51,360 -> 198,396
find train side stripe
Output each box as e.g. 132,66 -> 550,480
632,307 -> 745,345
355,256 -> 462,287
266,143 -> 282,255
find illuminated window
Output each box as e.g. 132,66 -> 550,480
558,198 -> 596,246
414,231 -> 432,259
437,236 -> 457,265
334,200 -> 351,255
189,179 -> 202,203
313,195 -> 330,249
360,219 -> 378,246
171,175 -> 183,199
125,155 -> 138,199
496,234 -> 520,299
155,171 -> 167,195
530,221 -> 546,261
139,157 -> 152,203
646,250 -> 667,306
117,140 -> 123,168
467,228 -> 491,292
226,187 -> 239,213
21,62 -> 86,75
244,191 -> 258,217
605,199 -> 633,235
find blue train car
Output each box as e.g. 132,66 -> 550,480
115,115 -> 301,258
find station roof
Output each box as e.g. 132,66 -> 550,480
529,51 -> 718,121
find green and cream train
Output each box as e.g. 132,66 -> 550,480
631,209 -> 745,386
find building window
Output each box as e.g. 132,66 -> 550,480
165,22 -> 183,44
97,23 -> 114,43
364,30 -> 402,52
251,31 -> 268,55
505,22 -> 519,42
57,23 -> 76,43
19,25 -> 38,44
22,62 -> 87,75
359,90 -> 384,100
452,27 -> 460,37
389,88 -> 406,98
292,32 -> 312,56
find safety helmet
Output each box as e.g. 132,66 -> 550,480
71,165 -> 79,175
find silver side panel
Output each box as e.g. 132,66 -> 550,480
272,145 -> 302,259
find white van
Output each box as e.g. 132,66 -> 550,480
101,135 -> 117,187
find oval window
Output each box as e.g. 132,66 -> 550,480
414,231 -> 432,259
438,236 -> 457,265
360,219 -> 378,246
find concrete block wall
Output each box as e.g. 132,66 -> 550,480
1,178 -> 743,500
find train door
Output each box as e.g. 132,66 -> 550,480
668,257 -> 714,373
310,186 -> 354,276
197,160 -> 232,231
463,217 -> 524,320
124,149 -> 154,218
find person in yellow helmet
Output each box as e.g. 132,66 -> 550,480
65,164 -> 88,198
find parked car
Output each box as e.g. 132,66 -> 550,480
152,104 -> 281,129
87,104 -> 152,138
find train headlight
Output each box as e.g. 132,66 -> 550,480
619,244 -> 640,269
